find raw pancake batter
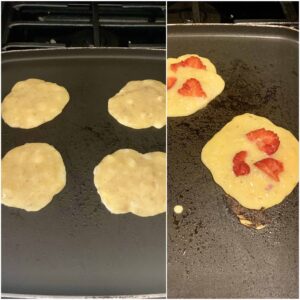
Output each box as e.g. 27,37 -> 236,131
167,54 -> 225,117
108,80 -> 166,129
174,205 -> 183,214
2,143 -> 66,211
94,149 -> 166,217
2,78 -> 69,129
167,68 -> 225,117
201,113 -> 299,210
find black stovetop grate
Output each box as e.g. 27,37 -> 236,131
168,1 -> 299,27
2,1 -> 166,51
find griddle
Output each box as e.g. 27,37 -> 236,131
167,24 -> 298,298
1,48 -> 166,297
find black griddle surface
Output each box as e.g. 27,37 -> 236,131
167,25 -> 298,298
2,48 -> 166,297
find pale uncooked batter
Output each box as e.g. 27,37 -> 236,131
167,54 -> 225,117
201,113 -> 299,210
2,143 -> 66,211
167,68 -> 225,117
2,78 -> 69,129
94,149 -> 166,217
174,205 -> 183,214
108,80 -> 166,129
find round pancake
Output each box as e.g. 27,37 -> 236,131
2,143 -> 66,211
94,149 -> 166,217
2,78 -> 69,129
167,68 -> 225,117
108,80 -> 166,129
201,113 -> 299,210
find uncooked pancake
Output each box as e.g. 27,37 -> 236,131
2,143 -> 66,212
201,113 -> 299,210
108,80 -> 166,129
2,78 -> 69,129
94,149 -> 166,217
167,54 -> 224,117
167,68 -> 225,117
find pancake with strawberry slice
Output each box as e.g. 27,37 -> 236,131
201,113 -> 299,229
168,54 -> 217,74
167,54 -> 224,117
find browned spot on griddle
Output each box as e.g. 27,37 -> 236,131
225,194 -> 270,230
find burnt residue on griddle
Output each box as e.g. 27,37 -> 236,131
225,194 -> 270,229
224,189 -> 299,233
82,125 -> 102,138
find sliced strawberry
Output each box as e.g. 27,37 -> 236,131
170,56 -> 206,72
184,56 -> 207,70
233,151 -> 247,163
233,151 -> 250,176
167,77 -> 177,89
170,61 -> 185,72
254,158 -> 284,182
246,128 -> 280,155
178,78 -> 207,97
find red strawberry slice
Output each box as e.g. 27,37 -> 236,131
233,151 -> 250,176
246,128 -> 280,155
170,56 -> 207,72
178,78 -> 207,97
167,77 -> 177,89
170,61 -> 185,72
184,56 -> 207,70
254,158 -> 284,182
233,151 -> 247,163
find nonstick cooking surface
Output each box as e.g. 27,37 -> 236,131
2,48 -> 166,297
167,25 -> 298,298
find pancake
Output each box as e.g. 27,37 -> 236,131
167,68 -> 225,117
108,80 -> 166,129
2,143 -> 66,212
93,149 -> 166,217
167,54 -> 225,117
2,78 -> 69,129
201,113 -> 299,212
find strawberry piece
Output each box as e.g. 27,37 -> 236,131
170,61 -> 185,72
233,151 -> 247,163
184,56 -> 207,70
178,78 -> 207,97
246,128 -> 280,155
233,151 -> 250,176
254,158 -> 284,182
167,77 -> 177,89
170,56 -> 206,72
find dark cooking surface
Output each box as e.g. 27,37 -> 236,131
2,48 -> 166,296
167,25 -> 298,298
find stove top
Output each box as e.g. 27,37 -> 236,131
168,1 -> 298,27
2,1 -> 166,51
